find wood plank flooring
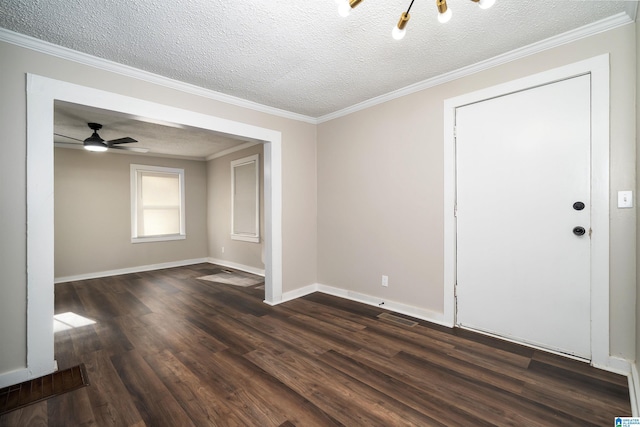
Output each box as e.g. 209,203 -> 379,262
0,264 -> 631,426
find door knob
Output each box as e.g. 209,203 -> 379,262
573,226 -> 586,236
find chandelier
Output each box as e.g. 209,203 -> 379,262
338,0 -> 496,40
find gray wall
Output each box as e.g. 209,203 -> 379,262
54,148 -> 208,278
207,144 -> 265,271
317,24 -> 637,361
0,39 -> 318,375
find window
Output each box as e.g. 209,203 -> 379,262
231,154 -> 259,243
130,164 -> 185,243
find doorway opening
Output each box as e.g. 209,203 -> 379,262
25,74 -> 283,381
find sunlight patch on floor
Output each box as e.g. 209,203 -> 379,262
54,312 -> 96,333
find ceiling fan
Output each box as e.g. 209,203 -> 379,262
54,122 -> 149,153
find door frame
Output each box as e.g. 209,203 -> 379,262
443,54 -> 611,369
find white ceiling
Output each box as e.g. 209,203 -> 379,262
1,0 -> 636,157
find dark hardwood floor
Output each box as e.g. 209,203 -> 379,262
0,264 -> 631,426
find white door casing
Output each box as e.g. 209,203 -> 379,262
444,54 -> 613,370
455,75 -> 591,359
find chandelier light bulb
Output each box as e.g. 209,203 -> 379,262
338,0 -> 363,17
392,11 -> 410,40
438,7 -> 452,23
478,0 -> 495,9
392,26 -> 407,40
338,1 -> 351,17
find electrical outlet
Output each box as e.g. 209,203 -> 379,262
382,275 -> 389,287
222,246 -> 225,253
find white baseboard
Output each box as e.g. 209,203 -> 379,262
54,258 -> 209,284
207,258 -> 265,277
0,367 -> 31,388
55,257 -> 265,284
630,363 -> 640,417
276,283 -> 319,304
0,362 -> 55,388
592,355 -> 632,377
268,282 -> 448,328
316,284 -> 449,327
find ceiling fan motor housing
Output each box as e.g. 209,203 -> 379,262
88,122 -> 103,131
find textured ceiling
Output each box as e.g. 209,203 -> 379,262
0,0 -> 634,119
1,0 -> 635,158
53,101 -> 251,159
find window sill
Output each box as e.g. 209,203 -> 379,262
231,234 -> 260,243
131,234 -> 186,244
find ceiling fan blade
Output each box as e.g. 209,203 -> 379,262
111,146 -> 149,153
107,137 -> 138,144
54,133 -> 84,143
54,142 -> 83,149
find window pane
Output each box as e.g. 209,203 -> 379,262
233,162 -> 257,235
141,174 -> 180,207
131,165 -> 185,241
141,208 -> 180,236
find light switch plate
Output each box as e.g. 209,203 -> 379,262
618,190 -> 633,208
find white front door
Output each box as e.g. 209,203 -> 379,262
455,74 -> 591,359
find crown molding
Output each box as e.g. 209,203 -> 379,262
625,1 -> 638,21
0,28 -> 318,125
1,8 -> 633,127
317,12 -> 633,123
206,141 -> 261,161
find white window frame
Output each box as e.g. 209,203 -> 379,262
130,164 -> 186,243
231,154 -> 260,243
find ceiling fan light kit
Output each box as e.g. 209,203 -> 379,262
84,140 -> 108,152
83,123 -> 108,152
341,0 -> 495,39
54,122 -> 148,153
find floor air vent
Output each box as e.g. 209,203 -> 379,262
377,312 -> 418,327
0,364 -> 89,416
